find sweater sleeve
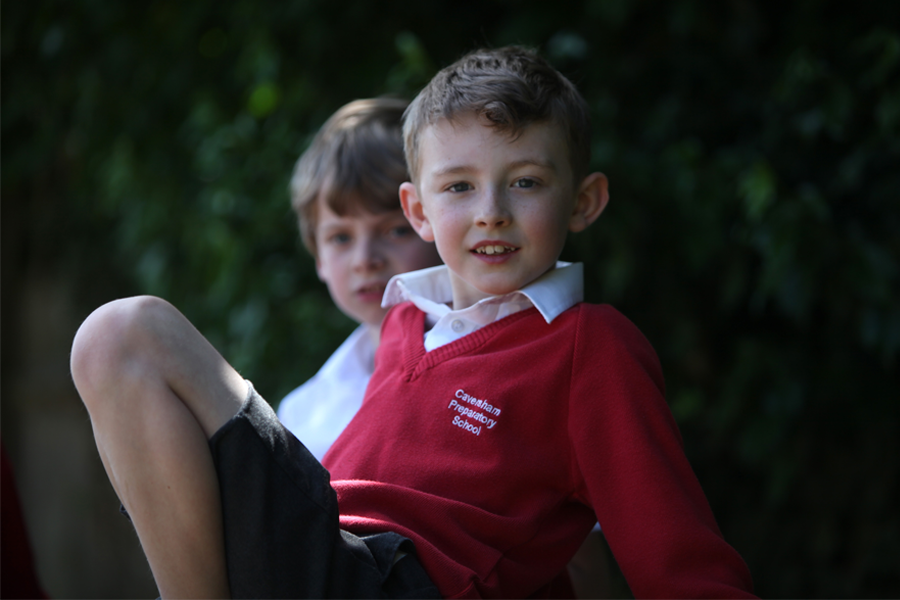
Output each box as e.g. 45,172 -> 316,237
568,305 -> 755,599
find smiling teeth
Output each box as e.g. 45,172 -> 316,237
476,245 -> 515,255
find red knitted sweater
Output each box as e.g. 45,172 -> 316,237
325,302 -> 754,599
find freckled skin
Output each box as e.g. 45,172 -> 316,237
400,113 -> 609,310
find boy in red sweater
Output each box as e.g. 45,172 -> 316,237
70,47 -> 755,598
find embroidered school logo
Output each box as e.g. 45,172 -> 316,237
446,388 -> 502,436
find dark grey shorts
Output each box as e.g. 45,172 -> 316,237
207,382 -> 440,599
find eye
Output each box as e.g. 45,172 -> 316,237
447,182 -> 472,193
387,225 -> 414,239
326,232 -> 352,246
513,178 -> 537,189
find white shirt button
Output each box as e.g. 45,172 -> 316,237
451,319 -> 465,333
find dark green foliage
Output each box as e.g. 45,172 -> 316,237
3,0 -> 898,596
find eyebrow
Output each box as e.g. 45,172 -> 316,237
317,222 -> 349,234
431,158 -> 558,178
318,210 -> 406,230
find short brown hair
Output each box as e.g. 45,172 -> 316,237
403,46 -> 591,184
291,97 -> 409,258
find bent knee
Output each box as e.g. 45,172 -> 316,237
70,296 -> 179,396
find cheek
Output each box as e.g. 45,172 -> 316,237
315,251 -> 348,285
322,269 -> 356,314
431,210 -> 467,245
315,256 -> 330,283
528,209 -> 570,246
388,240 -> 441,274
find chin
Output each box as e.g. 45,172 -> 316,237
475,278 -> 527,297
361,311 -> 388,329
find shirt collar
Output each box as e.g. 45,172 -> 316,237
382,262 -> 583,325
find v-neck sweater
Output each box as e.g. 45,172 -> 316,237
324,302 -> 755,599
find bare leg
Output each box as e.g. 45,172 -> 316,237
71,296 -> 247,599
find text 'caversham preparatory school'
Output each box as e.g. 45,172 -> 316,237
447,388 -> 502,436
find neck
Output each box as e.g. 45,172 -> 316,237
366,323 -> 381,349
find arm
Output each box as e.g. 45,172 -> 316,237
569,305 -> 755,599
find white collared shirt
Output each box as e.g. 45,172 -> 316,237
276,325 -> 375,461
382,262 -> 584,352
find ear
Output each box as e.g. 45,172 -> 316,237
568,172 -> 610,233
399,182 -> 435,242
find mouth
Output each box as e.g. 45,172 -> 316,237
471,243 -> 519,256
356,282 -> 387,300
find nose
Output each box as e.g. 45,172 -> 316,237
475,188 -> 512,229
352,235 -> 386,273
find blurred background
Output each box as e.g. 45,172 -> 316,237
2,0 -> 898,597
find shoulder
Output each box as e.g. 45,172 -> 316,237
380,301 -> 425,340
568,303 -> 665,390
571,302 -> 642,334
383,300 -> 420,323
571,303 -> 655,350
276,375 -> 318,422
276,326 -> 372,420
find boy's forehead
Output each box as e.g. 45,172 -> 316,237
315,190 -> 404,222
418,113 -> 570,178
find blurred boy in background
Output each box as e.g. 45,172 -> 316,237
276,98 -> 442,459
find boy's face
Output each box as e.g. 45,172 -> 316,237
315,195 -> 442,328
400,113 -> 608,310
